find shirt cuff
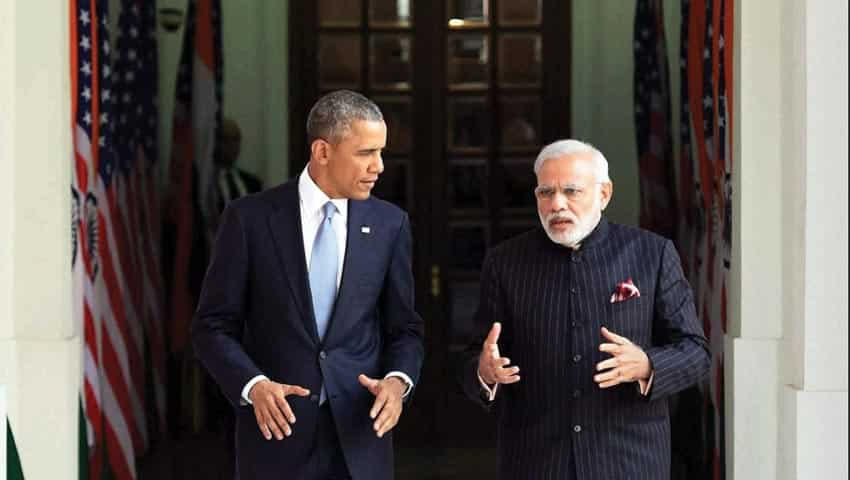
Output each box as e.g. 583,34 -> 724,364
241,375 -> 269,405
637,371 -> 655,396
476,368 -> 498,402
384,371 -> 414,398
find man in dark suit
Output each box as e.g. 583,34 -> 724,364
458,139 -> 710,479
217,118 -> 263,209
193,90 -> 424,480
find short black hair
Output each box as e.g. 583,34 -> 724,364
306,90 -> 384,144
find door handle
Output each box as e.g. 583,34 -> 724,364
430,265 -> 441,298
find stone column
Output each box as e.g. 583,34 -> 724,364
0,0 -> 80,477
729,0 -> 848,478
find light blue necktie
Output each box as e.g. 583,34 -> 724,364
309,201 -> 339,403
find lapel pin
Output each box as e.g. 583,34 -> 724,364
361,225 -> 371,234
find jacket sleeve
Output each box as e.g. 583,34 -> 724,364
191,204 -> 264,407
456,252 -> 507,411
378,213 -> 425,400
643,240 -> 711,401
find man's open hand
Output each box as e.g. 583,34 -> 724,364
594,326 -> 651,388
248,379 -> 310,440
478,322 -> 521,386
358,374 -> 406,438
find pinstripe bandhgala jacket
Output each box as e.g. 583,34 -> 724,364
459,218 -> 710,479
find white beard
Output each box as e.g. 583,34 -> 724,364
539,199 -> 603,248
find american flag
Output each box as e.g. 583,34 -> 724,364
678,0 -> 699,284
679,0 -> 734,478
634,0 -> 678,244
72,3 -> 102,477
73,1 -> 164,478
110,0 -> 167,442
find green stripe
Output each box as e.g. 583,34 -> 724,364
6,418 -> 24,480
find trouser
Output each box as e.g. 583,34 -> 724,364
312,403 -> 351,480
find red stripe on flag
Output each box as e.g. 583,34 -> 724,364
195,0 -> 216,69
103,417 -> 135,480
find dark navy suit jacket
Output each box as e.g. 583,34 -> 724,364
192,179 -> 424,480
458,218 -> 710,479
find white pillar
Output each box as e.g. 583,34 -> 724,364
730,0 -> 848,478
0,0 -> 19,477
776,0 -> 848,478
0,0 -> 80,478
727,1 -> 783,478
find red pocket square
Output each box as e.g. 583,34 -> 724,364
610,278 -> 640,303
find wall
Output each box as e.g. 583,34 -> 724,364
571,0 -> 681,227
222,1 -> 291,186
0,0 -> 80,478
157,0 -> 290,189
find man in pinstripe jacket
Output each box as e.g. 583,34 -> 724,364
458,139 -> 710,479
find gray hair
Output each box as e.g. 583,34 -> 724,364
306,90 -> 384,144
533,139 -> 611,183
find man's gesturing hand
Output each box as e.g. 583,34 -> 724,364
249,379 -> 310,440
358,374 -> 406,438
594,326 -> 651,388
478,322 -> 520,386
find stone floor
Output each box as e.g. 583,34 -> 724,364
138,432 -> 498,479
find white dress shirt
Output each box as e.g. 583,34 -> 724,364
241,168 -> 413,404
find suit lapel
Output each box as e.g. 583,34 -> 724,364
325,198 -> 374,343
267,182 -> 320,344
